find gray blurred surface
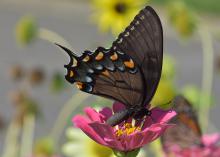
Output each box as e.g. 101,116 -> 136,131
0,0 -> 220,154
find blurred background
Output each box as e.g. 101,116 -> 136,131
0,0 -> 220,157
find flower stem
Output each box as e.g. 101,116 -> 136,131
2,121 -> 21,157
50,91 -> 90,146
38,28 -> 73,50
20,114 -> 35,157
113,149 -> 140,157
198,27 -> 214,132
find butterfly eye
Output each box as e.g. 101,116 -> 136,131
76,82 -> 83,89
82,55 -> 90,62
110,52 -> 118,61
124,59 -> 135,68
95,52 -> 104,61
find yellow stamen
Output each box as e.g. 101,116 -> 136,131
115,123 -> 141,138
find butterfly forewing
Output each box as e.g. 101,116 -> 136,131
111,6 -> 163,106
161,96 -> 202,150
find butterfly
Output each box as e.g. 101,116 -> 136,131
56,6 -> 163,126
161,95 -> 203,151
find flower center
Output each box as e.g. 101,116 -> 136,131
114,2 -> 127,14
115,123 -> 141,137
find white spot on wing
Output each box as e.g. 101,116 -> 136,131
124,32 -> 129,37
130,26 -> 135,31
140,15 -> 145,20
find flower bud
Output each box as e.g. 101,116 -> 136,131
15,15 -> 38,45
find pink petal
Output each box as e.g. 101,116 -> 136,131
151,108 -> 176,123
103,138 -> 124,151
202,133 -> 220,147
113,102 -> 126,113
89,122 -> 115,140
72,115 -> 107,145
139,123 -> 173,147
84,107 -> 102,122
126,132 -> 144,151
142,108 -> 176,129
99,107 -> 112,121
89,122 -> 124,150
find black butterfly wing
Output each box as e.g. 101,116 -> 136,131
92,68 -> 144,107
57,44 -> 145,107
161,96 -> 202,150
111,6 -> 163,106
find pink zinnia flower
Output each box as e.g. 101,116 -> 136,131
73,102 -> 176,152
165,133 -> 220,157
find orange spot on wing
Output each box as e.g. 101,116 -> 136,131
95,52 -> 104,61
102,70 -> 110,76
76,82 -> 83,89
110,52 -> 118,61
124,59 -> 134,68
69,71 -> 74,77
73,58 -> 78,67
82,55 -> 90,62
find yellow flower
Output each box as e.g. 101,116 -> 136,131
168,1 -> 197,37
91,0 -> 147,36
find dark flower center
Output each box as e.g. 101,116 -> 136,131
114,2 -> 127,14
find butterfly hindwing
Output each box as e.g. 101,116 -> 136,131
56,44 -> 145,107
161,96 -> 202,150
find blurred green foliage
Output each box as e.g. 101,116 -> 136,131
33,137 -> 55,156
50,72 -> 67,93
167,1 -> 197,37
15,16 -> 38,45
181,85 -> 214,109
153,0 -> 220,14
